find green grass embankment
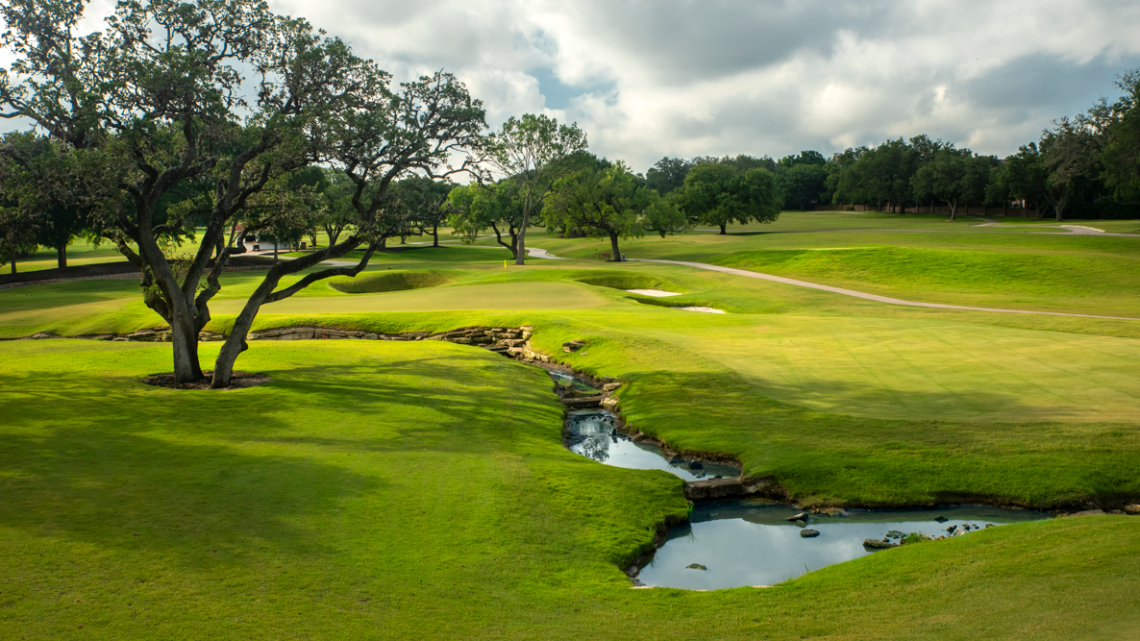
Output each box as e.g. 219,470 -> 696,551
0,339 -> 1137,640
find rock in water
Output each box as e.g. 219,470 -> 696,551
886,530 -> 905,539
688,461 -> 704,470
863,538 -> 897,550
800,529 -> 820,538
934,516 -> 949,523
686,563 -> 707,571
785,512 -> 808,523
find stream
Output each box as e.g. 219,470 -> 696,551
637,501 -> 1051,590
552,370 -> 1051,590
565,410 -> 741,481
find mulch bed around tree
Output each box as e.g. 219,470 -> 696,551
142,371 -> 269,390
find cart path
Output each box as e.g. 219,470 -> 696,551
630,258 -> 1140,321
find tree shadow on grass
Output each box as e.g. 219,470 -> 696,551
0,425 -> 384,566
0,351 -> 575,566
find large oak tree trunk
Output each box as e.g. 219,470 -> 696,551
171,313 -> 205,382
515,209 -> 529,265
719,223 -> 727,235
56,244 -> 67,269
609,232 -> 622,262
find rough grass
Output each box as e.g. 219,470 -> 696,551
0,340 -> 1137,640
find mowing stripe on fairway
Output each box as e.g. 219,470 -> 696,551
633,258 -> 1140,321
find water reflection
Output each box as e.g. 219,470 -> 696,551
565,410 -> 741,482
638,501 -> 1051,590
549,370 -> 599,394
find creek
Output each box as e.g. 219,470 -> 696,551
637,501 -> 1051,590
565,409 -> 741,482
552,370 -> 1051,591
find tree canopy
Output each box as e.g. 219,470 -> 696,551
484,113 -> 587,264
676,160 -> 782,234
0,0 -> 485,386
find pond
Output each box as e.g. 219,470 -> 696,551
636,500 -> 1051,590
565,410 -> 741,482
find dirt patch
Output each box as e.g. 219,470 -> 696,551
142,371 -> 269,390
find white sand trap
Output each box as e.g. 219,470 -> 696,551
678,306 -> 725,314
626,289 -> 682,297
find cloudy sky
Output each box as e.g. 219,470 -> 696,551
6,0 -> 1140,172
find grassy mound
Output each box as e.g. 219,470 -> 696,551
574,270 -> 685,293
329,269 -> 450,294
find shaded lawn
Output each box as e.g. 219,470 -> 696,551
0,339 -> 1137,640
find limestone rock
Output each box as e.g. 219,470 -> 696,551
863,538 -> 896,549
686,563 -> 707,571
1123,504 -> 1140,515
602,382 -> 622,392
800,529 -> 820,538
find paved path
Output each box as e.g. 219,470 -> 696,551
694,225 -> 1140,238
631,258 -> 1140,321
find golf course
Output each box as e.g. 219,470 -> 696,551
2,211 -> 1139,639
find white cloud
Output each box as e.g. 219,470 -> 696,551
4,0 -> 1140,170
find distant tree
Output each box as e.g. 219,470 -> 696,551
988,144 -> 1050,218
776,152 -> 829,210
827,147 -> 868,207
543,161 -> 649,261
1039,117 -> 1103,221
0,208 -> 37,274
858,139 -> 920,212
677,160 -> 782,234
0,132 -> 94,268
393,175 -> 454,247
645,156 -> 693,195
315,171 -> 361,247
447,179 -> 525,258
911,150 -> 998,220
0,155 -> 37,273
484,114 -> 587,265
642,194 -> 688,238
1099,70 -> 1140,200
908,134 -> 951,164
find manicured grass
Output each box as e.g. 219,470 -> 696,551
527,211 -> 1140,317
1,340 -> 1137,640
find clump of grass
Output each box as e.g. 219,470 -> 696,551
329,270 -> 450,294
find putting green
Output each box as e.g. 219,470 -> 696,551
638,315 -> 1140,423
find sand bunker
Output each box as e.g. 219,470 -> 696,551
679,306 -> 726,314
626,289 -> 683,297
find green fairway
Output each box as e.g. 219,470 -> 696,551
2,209 -> 1140,639
528,211 -> 1140,317
1,340 -> 1137,640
